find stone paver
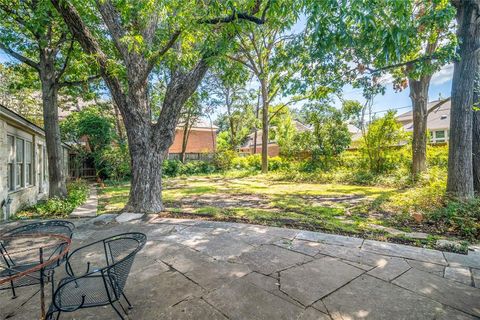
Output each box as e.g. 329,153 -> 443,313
280,257 -> 364,306
473,268 -> 480,288
115,212 -> 145,222
366,257 -> 410,281
157,298 -> 228,320
406,259 -> 445,276
323,275 -> 474,320
239,244 -> 312,275
362,239 -> 447,265
296,230 -> 363,247
1,217 -> 478,320
444,266 -> 473,286
70,187 -> 98,218
205,278 -> 304,320
297,308 -> 331,320
444,251 -> 480,268
393,268 -> 480,317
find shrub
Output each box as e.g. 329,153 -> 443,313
99,144 -> 131,180
425,198 -> 480,240
162,160 -> 182,177
214,150 -> 237,171
162,160 -> 217,177
16,180 -> 90,219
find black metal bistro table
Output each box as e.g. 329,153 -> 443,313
0,233 -> 71,320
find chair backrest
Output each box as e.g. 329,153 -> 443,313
2,220 -> 75,239
103,233 -> 147,299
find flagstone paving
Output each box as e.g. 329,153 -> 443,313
1,216 -> 479,319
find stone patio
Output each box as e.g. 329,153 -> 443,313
1,216 -> 479,319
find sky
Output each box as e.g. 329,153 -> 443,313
0,43 -> 454,120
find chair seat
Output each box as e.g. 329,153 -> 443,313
0,263 -> 44,289
54,275 -> 114,310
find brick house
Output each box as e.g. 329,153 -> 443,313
0,104 -> 69,218
239,120 -> 310,157
168,119 -> 217,161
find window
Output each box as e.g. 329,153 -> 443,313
7,135 -> 14,191
25,141 -> 32,185
435,130 -> 446,142
43,146 -> 47,182
16,138 -> 24,188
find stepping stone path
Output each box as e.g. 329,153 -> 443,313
1,217 -> 479,320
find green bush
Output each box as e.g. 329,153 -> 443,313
425,198 -> 480,240
99,144 -> 131,180
162,159 -> 216,177
427,144 -> 449,168
16,180 -> 90,219
214,150 -> 237,171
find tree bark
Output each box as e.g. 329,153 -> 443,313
447,0 -> 480,199
409,76 -> 431,178
473,86 -> 480,193
39,50 -> 67,198
260,78 -> 269,173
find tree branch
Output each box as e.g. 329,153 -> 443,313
200,0 -> 270,25
427,97 -> 451,115
58,75 -> 101,88
146,30 -> 181,74
0,42 -> 39,70
56,39 -> 74,82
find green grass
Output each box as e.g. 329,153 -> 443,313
97,173 -> 479,245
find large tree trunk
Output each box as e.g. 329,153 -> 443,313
447,0 -> 480,199
260,78 -> 269,173
409,76 -> 431,178
124,123 -> 164,213
473,89 -> 480,193
39,52 -> 67,198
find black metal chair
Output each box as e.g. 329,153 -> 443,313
46,232 -> 147,320
0,220 -> 75,297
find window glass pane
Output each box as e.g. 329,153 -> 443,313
7,135 -> 14,163
16,138 -> 24,163
7,163 -> 14,191
16,164 -> 23,187
25,141 -> 32,163
436,131 -> 445,139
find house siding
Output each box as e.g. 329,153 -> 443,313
169,128 -> 216,154
0,105 -> 69,219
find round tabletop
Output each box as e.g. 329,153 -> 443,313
0,233 -> 71,286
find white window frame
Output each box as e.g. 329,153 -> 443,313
7,133 -> 34,192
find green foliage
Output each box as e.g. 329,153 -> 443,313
162,160 -> 216,177
360,111 -> 408,174
61,106 -> 118,179
98,144 -> 131,181
16,180 -> 89,219
426,198 -> 480,240
213,149 -> 237,171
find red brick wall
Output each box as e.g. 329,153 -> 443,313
169,128 -> 216,154
239,144 -> 280,157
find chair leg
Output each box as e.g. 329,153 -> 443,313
122,292 -> 133,310
9,280 -> 17,299
110,301 -> 126,320
56,311 -> 61,320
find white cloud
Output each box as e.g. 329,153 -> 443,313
431,63 -> 454,85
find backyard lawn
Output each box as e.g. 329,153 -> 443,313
98,174 -> 463,249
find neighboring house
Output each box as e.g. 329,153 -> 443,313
396,98 -> 451,144
0,104 -> 69,218
168,119 -> 217,161
239,120 -> 311,157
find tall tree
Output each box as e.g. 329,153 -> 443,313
474,85 -> 480,193
228,14 -> 301,172
179,93 -> 203,163
0,1 -> 97,197
446,0 -> 480,199
51,0 -> 278,212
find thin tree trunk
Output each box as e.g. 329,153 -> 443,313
39,53 -> 67,198
409,76 -> 431,178
253,90 -> 260,154
180,121 -> 191,163
447,0 -> 479,199
260,78 -> 269,173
